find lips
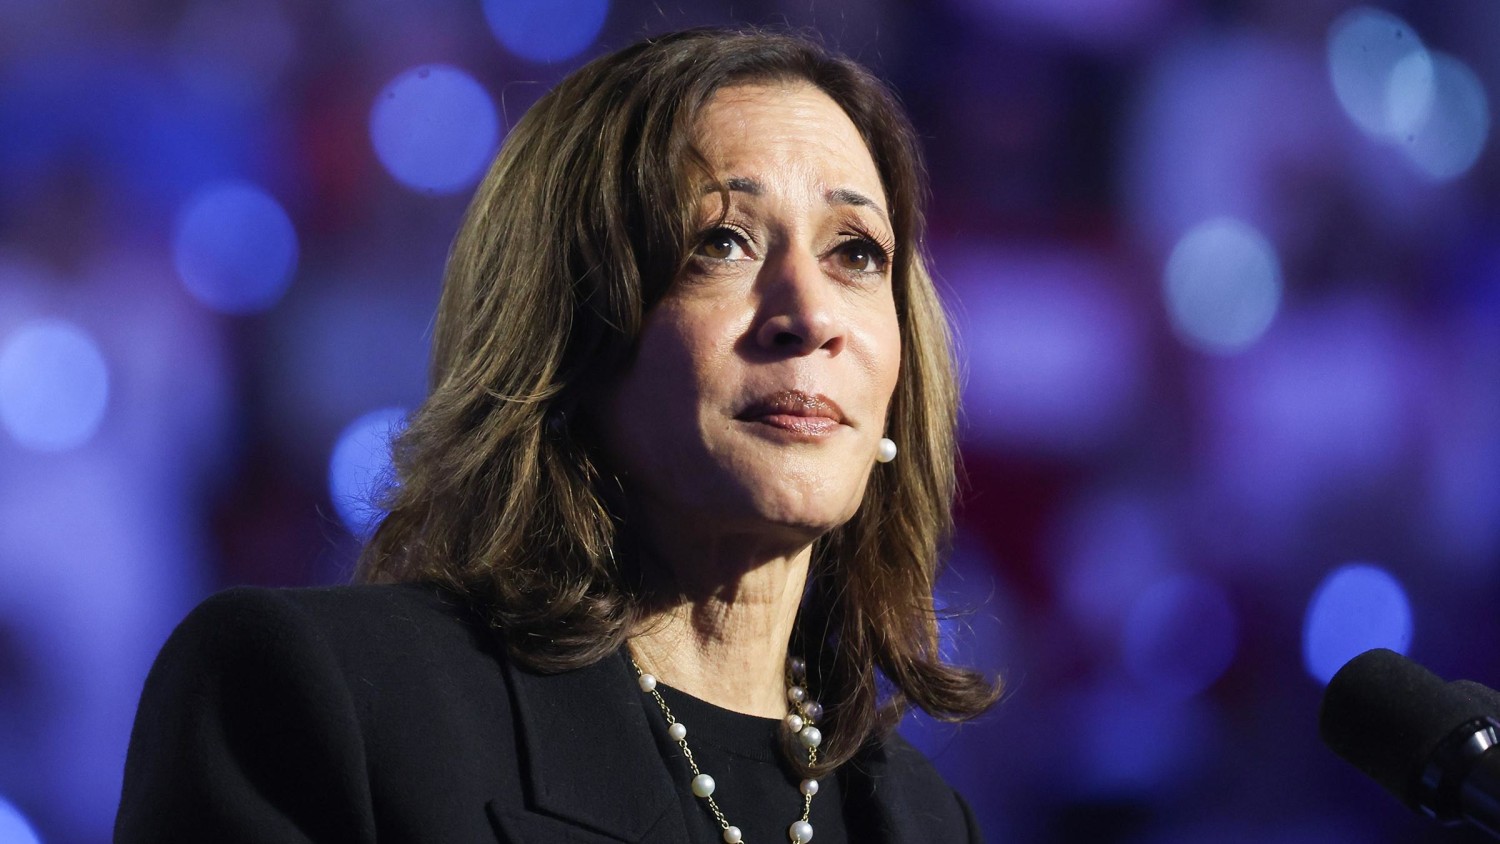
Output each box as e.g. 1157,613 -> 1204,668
736,390 -> 846,436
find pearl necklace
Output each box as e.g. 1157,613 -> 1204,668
630,655 -> 825,844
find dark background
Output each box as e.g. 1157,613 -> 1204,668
0,0 -> 1497,841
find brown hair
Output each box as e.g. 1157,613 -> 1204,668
356,27 -> 998,774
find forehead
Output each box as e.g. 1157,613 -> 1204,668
693,82 -> 886,207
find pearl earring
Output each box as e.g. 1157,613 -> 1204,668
876,437 -> 897,463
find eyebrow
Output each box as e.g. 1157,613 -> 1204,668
703,177 -> 890,223
827,187 -> 889,223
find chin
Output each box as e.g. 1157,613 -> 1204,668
736,479 -> 867,540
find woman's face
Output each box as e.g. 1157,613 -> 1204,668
600,82 -> 901,547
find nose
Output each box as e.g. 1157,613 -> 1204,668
753,249 -> 845,356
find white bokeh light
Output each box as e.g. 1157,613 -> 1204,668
0,319 -> 109,452
1328,8 -> 1433,141
1402,52 -> 1491,181
1163,217 -> 1282,353
0,795 -> 42,844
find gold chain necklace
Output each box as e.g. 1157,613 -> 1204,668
630,655 -> 825,843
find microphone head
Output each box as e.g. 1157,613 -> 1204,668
1319,648 -> 1500,814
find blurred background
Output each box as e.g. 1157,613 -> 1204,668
1,0 -> 1497,841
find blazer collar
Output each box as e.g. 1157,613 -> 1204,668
502,646 -> 935,844
502,649 -> 690,843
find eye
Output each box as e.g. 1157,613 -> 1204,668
694,228 -> 749,261
833,238 -> 889,273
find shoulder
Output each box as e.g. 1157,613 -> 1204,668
848,728 -> 983,843
176,580 -> 474,638
161,581 -> 503,694
119,582 -> 521,841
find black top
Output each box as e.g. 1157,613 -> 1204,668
647,673 -> 850,844
115,583 -> 982,842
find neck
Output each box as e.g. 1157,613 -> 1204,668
628,531 -> 813,719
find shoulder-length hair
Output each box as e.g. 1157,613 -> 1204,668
356,27 -> 998,774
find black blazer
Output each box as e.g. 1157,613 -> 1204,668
115,583 -> 981,843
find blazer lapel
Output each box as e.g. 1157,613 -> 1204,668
502,651 -> 691,843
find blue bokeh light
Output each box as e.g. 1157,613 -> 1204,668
1051,488 -> 1180,643
0,795 -> 41,844
369,65 -> 499,194
482,0 -> 610,64
173,181 -> 298,314
1327,8 -> 1432,141
1403,52 -> 1490,181
1302,563 -> 1413,684
328,407 -> 407,539
0,319 -> 109,452
1122,573 -> 1238,698
1059,683 -> 1215,798
1164,217 -> 1282,353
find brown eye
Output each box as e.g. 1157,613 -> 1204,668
835,240 -> 887,273
694,228 -> 747,261
701,234 -> 734,259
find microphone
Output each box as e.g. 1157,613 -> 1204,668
1320,648 -> 1500,840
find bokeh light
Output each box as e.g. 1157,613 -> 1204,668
1059,682 -> 1216,798
172,181 -> 298,314
328,407 -> 406,539
1302,563 -> 1413,684
1402,52 -> 1490,181
1122,573 -> 1237,699
369,65 -> 499,194
1194,297 -> 1413,560
0,796 -> 42,844
1051,488 -> 1180,642
0,319 -> 109,452
944,247 -> 1146,454
482,0 -> 610,64
1164,217 -> 1281,353
1327,8 -> 1432,142
1122,35 -> 1339,253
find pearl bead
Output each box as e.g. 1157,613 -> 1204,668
723,827 -> 743,843
801,778 -> 819,796
668,722 -> 687,742
876,437 -> 897,463
802,699 -> 823,723
787,686 -> 807,704
691,774 -> 716,797
785,713 -> 804,733
798,725 -> 822,748
638,673 -> 657,692
789,656 -> 806,679
790,819 -> 815,842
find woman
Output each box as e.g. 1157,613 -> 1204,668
116,27 -> 998,844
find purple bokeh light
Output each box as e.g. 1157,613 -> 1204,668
942,246 -> 1147,455
1122,573 -> 1237,699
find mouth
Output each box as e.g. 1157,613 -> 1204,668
736,390 -> 847,437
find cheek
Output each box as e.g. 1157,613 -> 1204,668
857,303 -> 903,414
605,306 -> 735,461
